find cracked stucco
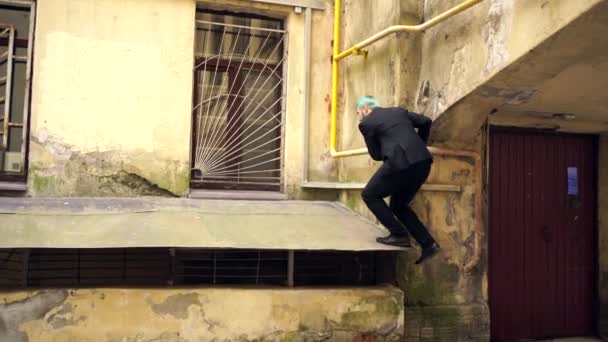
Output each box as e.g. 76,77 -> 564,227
0,290 -> 69,342
483,0 -> 513,75
149,293 -> 202,320
28,129 -> 188,197
0,288 -> 404,342
28,0 -> 194,197
46,302 -> 87,330
416,0 -> 603,146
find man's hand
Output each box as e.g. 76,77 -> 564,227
407,111 -> 431,144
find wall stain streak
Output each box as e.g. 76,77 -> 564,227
0,290 -> 69,342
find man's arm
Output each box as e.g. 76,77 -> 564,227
359,123 -> 382,161
407,111 -> 432,144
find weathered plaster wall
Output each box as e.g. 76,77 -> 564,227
29,0 -> 196,196
19,0 -> 606,339
338,145 -> 487,341
327,1 -> 488,340
429,23 -> 608,336
0,287 -> 404,341
303,0 -> 339,187
334,0 -> 425,230
599,134 -> 608,338
283,0 -> 343,198
26,0 -> 340,199
24,0 -> 606,196
397,152 -> 487,342
419,0 -> 608,149
317,0 -> 486,339
416,0 -> 602,121
337,0 -> 422,183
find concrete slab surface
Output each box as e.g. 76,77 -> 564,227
0,197 -> 401,251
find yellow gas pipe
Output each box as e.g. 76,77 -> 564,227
329,0 -> 484,273
329,0 -> 483,157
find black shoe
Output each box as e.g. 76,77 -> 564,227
376,234 -> 412,248
415,243 -> 440,264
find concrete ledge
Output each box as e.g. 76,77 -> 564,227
0,197 -> 401,251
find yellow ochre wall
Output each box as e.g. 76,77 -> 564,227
0,287 -> 404,341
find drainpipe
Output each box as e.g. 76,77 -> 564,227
301,6 -> 312,186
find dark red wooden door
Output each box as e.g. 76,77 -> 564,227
489,130 -> 596,341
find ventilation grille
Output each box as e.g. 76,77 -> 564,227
27,248 -> 171,287
0,248 -> 380,288
294,251 -> 376,286
175,249 -> 288,286
0,249 -> 26,286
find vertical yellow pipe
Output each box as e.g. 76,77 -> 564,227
330,0 -> 340,154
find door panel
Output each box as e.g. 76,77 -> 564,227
489,130 -> 596,341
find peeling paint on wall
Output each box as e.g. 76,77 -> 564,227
0,290 -> 69,342
47,302 -> 87,329
483,0 -> 513,75
0,288 -> 404,342
149,293 -> 202,320
29,0 -> 194,197
479,85 -> 536,105
28,131 -> 187,197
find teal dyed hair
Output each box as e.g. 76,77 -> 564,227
356,96 -> 379,109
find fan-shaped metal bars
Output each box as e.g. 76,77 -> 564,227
191,14 -> 286,191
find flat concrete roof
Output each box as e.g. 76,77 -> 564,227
0,197 -> 400,251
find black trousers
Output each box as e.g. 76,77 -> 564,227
362,160 -> 435,248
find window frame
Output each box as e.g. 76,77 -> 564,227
0,0 -> 35,186
190,8 -> 287,193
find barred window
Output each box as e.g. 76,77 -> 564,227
190,9 -> 286,192
0,1 -> 35,183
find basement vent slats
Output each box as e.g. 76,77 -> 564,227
294,252 -> 376,286
27,248 -> 171,286
0,248 -> 384,288
0,249 -> 25,286
175,249 -> 288,286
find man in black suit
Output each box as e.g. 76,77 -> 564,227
357,96 -> 440,264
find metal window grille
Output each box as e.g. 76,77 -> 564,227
0,248 -> 380,288
190,11 -> 286,192
0,2 -> 35,180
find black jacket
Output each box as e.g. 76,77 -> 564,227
358,107 -> 432,172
